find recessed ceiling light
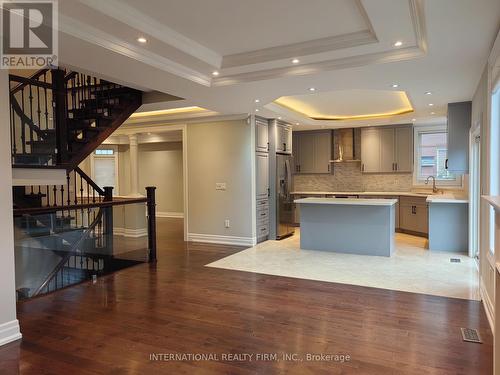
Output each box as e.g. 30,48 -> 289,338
309,87 -> 316,92
425,91 -> 432,95
255,99 -> 260,103
278,117 -> 282,120
391,84 -> 399,88
255,109 -> 259,112
295,122 -> 300,125
412,118 -> 416,122
428,103 -> 434,106
137,37 -> 147,43
394,41 -> 403,47
292,58 -> 300,64
431,111 -> 435,115
147,132 -> 152,135
212,71 -> 219,76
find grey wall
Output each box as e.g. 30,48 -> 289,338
187,119 -> 253,238
138,142 -> 184,214
0,70 -> 21,345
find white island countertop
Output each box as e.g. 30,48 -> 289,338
294,197 -> 398,206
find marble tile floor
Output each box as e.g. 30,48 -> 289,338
207,230 -> 480,300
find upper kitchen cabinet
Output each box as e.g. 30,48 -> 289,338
446,101 -> 471,173
294,131 -> 331,174
276,121 -> 292,154
255,117 -> 269,153
361,125 -> 413,173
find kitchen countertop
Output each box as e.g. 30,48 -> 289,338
294,197 -> 398,206
291,191 -> 468,203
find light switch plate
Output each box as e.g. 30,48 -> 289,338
216,182 -> 226,191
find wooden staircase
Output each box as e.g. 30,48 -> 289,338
10,69 -> 142,170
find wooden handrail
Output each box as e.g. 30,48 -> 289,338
74,167 -> 105,196
13,197 -> 148,216
9,73 -> 52,91
10,69 -> 49,95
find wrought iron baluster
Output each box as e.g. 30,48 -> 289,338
20,90 -> 26,154
28,84 -> 34,147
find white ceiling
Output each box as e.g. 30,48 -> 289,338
55,0 -> 500,129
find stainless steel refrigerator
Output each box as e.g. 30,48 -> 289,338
275,153 -> 295,239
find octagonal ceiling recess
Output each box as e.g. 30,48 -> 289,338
274,90 -> 414,121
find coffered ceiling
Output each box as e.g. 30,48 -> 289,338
56,0 -> 500,129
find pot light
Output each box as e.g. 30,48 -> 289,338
212,71 -> 219,76
255,109 -> 259,112
391,84 -> 399,88
431,111 -> 435,115
425,91 -> 432,95
394,41 -> 403,47
309,87 -> 316,92
278,117 -> 282,120
428,103 -> 434,106
292,58 -> 300,64
137,37 -> 147,43
412,118 -> 416,122
295,122 -> 300,125
255,99 -> 260,103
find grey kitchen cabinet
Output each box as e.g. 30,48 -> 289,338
255,118 -> 269,153
394,126 -> 413,172
399,196 -> 428,236
294,131 -> 331,174
276,122 -> 292,154
256,152 -> 269,199
361,128 -> 381,172
447,101 -> 471,173
379,128 -> 396,172
364,195 -> 400,228
361,125 -> 413,173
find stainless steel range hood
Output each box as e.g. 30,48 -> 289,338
331,128 -> 361,163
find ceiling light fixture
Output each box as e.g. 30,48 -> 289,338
394,41 -> 403,47
278,117 -> 282,120
212,71 -> 219,76
391,84 -> 399,88
428,103 -> 434,106
425,91 -> 432,95
292,58 -> 300,64
295,122 -> 300,125
255,99 -> 260,103
309,87 -> 316,92
255,109 -> 259,112
412,118 -> 416,122
137,37 -> 147,43
431,111 -> 435,115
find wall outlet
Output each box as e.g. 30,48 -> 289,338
216,182 -> 227,191
224,219 -> 230,228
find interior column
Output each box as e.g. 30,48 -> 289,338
128,134 -> 141,197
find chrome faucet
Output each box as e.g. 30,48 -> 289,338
425,176 -> 439,193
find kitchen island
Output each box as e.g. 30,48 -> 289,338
294,197 -> 397,256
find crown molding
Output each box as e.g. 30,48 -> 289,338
222,30 -> 377,68
409,0 -> 427,53
213,46 -> 425,86
58,14 -> 212,86
79,0 -> 222,68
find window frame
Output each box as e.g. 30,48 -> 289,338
90,145 -> 119,196
412,124 -> 463,187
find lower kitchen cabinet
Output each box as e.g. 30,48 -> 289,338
399,196 -> 428,236
364,195 -> 400,228
256,198 -> 269,242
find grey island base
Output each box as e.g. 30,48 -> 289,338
294,198 -> 398,257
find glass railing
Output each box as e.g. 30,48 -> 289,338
13,191 -> 156,300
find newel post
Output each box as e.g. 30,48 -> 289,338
103,186 -> 114,257
146,186 -> 157,263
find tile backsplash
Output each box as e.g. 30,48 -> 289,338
293,162 -> 413,192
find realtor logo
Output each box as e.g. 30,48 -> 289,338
1,0 -> 58,69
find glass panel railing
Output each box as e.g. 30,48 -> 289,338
14,200 -> 151,300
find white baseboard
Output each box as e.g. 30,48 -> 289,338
480,278 -> 494,333
114,227 -> 148,238
188,233 -> 255,247
0,320 -> 22,347
156,212 -> 184,218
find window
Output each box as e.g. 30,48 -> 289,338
414,125 -> 461,186
95,149 -> 114,155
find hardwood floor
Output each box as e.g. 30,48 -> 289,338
0,218 -> 492,374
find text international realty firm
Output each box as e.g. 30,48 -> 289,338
150,352 -> 351,363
